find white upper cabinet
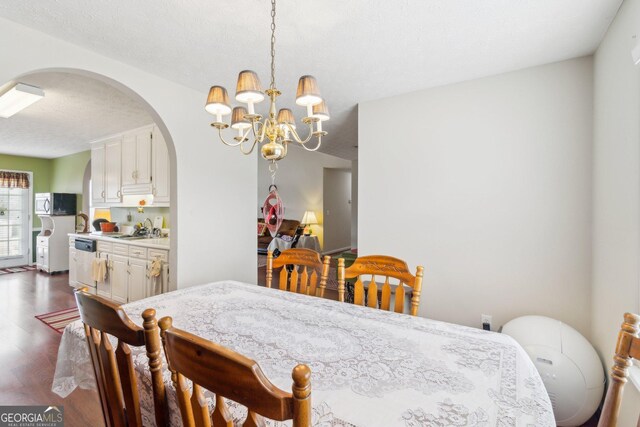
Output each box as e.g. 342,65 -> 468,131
104,138 -> 122,203
122,127 -> 152,187
151,126 -> 170,205
91,144 -> 106,204
90,124 -> 170,207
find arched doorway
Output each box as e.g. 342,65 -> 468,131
10,67 -> 179,287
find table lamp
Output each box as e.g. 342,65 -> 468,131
301,210 -> 318,235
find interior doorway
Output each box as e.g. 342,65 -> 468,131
323,168 -> 352,254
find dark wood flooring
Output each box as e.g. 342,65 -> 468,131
0,270 -> 104,426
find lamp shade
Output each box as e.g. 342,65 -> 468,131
295,75 -> 322,106
311,100 -> 330,121
205,86 -> 232,116
231,106 -> 251,130
301,210 -> 318,225
277,108 -> 296,129
235,70 -> 265,103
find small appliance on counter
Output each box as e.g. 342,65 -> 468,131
35,193 -> 77,216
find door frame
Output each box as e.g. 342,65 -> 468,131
0,170 -> 33,267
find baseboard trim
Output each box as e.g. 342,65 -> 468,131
323,246 -> 352,256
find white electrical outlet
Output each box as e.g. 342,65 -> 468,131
481,314 -> 492,330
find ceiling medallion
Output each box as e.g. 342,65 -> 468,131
204,0 -> 329,172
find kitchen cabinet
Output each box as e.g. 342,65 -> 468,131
128,258 -> 148,302
91,144 -> 105,204
110,254 -> 129,304
151,126 -> 170,205
92,137 -> 122,205
89,239 -> 168,303
69,247 -> 77,286
96,252 -> 111,299
105,139 -> 123,203
91,124 -> 170,207
122,127 -> 152,187
36,245 -> 48,272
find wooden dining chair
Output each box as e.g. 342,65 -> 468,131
158,316 -> 312,427
337,255 -> 424,316
74,287 -> 168,427
266,248 -> 331,297
597,312 -> 640,427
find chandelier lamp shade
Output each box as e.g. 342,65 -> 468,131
205,0 -> 328,163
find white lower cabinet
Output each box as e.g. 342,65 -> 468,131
128,258 -> 148,302
68,247 -> 77,286
88,243 -> 168,303
97,252 -> 112,299
110,254 -> 129,304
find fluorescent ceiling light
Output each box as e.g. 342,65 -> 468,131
0,83 -> 45,118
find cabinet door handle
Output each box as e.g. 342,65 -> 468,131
117,190 -> 122,198
101,190 -> 105,198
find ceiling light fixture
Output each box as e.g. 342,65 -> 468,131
205,0 -> 328,169
0,83 -> 45,118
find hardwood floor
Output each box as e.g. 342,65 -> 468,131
0,270 -> 103,427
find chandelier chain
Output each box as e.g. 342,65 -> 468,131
270,0 -> 276,90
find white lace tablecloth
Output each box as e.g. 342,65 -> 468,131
53,281 -> 555,427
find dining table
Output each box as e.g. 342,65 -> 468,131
52,280 -> 555,426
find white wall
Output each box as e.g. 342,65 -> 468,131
258,146 -> 351,252
591,0 -> 640,422
0,17 -> 257,287
351,159 -> 358,249
323,168 -> 352,252
359,57 -> 594,337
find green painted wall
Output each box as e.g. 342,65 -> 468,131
0,151 -> 90,226
1,151 -> 90,262
0,154 -> 52,227
50,150 -> 91,213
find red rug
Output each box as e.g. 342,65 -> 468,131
35,307 -> 80,334
0,265 -> 37,274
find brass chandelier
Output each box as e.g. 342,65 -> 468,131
205,0 -> 329,163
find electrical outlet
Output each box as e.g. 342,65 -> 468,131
481,314 -> 492,331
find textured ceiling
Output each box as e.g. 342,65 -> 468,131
0,72 -> 152,159
0,0 -> 622,160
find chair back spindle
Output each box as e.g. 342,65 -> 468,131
337,255 -> 424,316
266,249 -> 331,298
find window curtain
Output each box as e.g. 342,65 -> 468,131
0,171 -> 30,189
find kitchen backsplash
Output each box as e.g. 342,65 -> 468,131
110,207 -> 170,229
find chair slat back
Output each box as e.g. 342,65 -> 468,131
159,317 -> 312,427
74,288 -> 167,427
598,313 -> 640,427
266,249 -> 331,298
337,255 -> 424,316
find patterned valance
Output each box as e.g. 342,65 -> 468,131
0,171 -> 30,189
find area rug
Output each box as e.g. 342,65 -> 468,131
0,265 -> 37,274
35,307 -> 80,334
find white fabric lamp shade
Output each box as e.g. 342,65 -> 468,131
205,86 -> 232,116
301,210 -> 318,225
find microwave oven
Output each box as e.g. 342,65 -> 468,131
35,193 -> 77,216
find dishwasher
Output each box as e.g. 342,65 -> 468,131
74,238 -> 97,290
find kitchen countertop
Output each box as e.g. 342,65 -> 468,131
69,233 -> 170,250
